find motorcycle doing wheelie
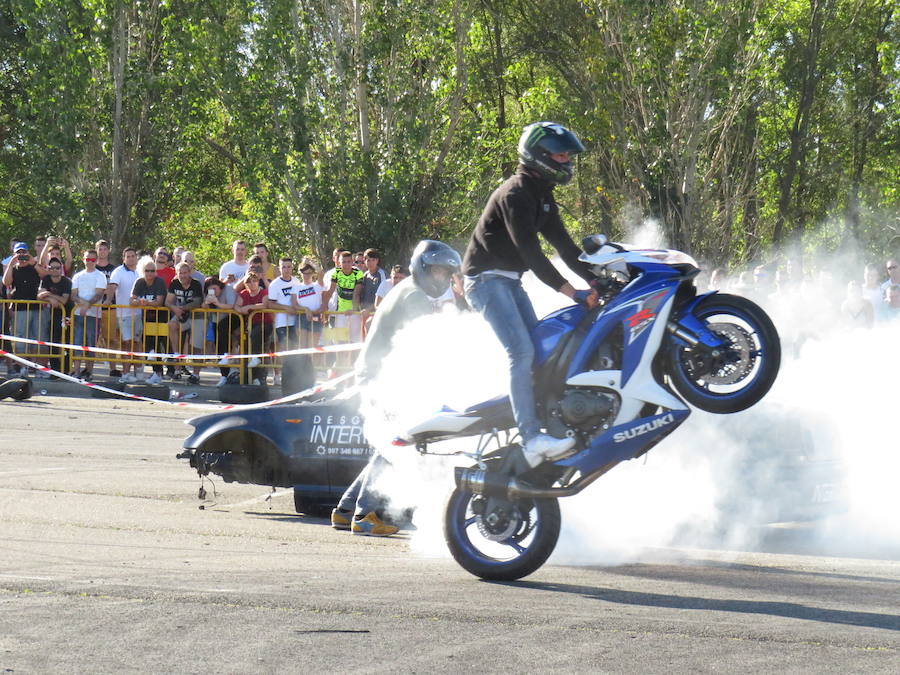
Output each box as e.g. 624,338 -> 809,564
394,235 -> 781,581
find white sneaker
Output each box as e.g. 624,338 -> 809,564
146,373 -> 162,385
120,373 -> 139,384
273,374 -> 281,386
251,378 -> 261,386
522,434 -> 577,468
216,375 -> 227,387
218,356 -> 232,366
247,357 -> 261,369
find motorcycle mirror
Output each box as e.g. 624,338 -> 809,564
582,234 -> 608,255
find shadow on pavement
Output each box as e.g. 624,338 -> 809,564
492,579 -> 900,631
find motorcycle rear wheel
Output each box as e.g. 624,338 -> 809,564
667,293 -> 780,413
443,487 -> 560,581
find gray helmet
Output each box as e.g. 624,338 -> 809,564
517,121 -> 585,185
410,240 -> 461,299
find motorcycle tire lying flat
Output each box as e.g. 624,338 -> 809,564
218,382 -> 270,404
91,381 -> 171,401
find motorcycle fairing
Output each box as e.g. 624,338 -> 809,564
555,408 -> 690,474
400,258 -> 700,447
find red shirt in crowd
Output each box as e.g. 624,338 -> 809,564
156,266 -> 176,286
240,288 -> 272,325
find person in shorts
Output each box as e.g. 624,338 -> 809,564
321,250 -> 363,368
165,262 -> 203,383
129,255 -> 168,383
267,257 -> 300,349
293,262 -> 325,349
69,249 -> 107,380
108,247 -> 140,380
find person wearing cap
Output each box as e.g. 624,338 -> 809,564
2,243 -> 49,373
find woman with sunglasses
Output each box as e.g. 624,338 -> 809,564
129,255 -> 168,383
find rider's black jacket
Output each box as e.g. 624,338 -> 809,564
463,165 -> 593,291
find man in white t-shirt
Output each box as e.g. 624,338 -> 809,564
267,257 -> 299,348
219,240 -> 249,287
292,262 -> 325,347
70,249 -> 108,380
107,247 -> 141,380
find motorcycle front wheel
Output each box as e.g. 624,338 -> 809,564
667,293 -> 780,414
443,487 -> 560,581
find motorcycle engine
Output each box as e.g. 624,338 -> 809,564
545,388 -> 619,438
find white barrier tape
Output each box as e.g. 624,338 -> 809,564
0,332 -> 363,361
0,348 -> 355,411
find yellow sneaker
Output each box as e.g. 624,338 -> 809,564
331,508 -> 352,530
351,512 -> 399,536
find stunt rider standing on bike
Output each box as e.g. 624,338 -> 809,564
463,121 -> 597,469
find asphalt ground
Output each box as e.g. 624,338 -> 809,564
1,391 -> 898,673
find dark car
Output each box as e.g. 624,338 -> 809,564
708,404 -> 847,525
179,392 -> 372,514
180,396 -> 845,524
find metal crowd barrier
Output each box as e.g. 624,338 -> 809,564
80,303 -> 247,380
1,297 -> 370,385
245,307 -> 367,376
0,298 -> 68,371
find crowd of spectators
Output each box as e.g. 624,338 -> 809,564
0,235 -> 436,387
6,231 -> 899,387
703,256 -> 900,341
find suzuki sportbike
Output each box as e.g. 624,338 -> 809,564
395,235 -> 780,580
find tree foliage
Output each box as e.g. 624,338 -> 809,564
1,0 -> 897,270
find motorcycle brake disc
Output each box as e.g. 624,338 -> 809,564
703,322 -> 755,385
476,504 -> 530,542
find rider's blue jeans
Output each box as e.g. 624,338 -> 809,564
465,274 -> 541,441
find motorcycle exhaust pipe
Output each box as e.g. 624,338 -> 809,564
455,461 -> 618,500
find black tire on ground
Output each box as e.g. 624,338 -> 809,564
93,381 -> 171,401
218,382 -> 270,404
91,380 -> 126,399
281,353 -> 315,396
293,490 -> 332,516
443,489 -> 562,581
125,383 -> 171,401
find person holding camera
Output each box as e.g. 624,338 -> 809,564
2,243 -> 49,373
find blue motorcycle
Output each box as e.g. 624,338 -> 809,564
396,235 -> 781,580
